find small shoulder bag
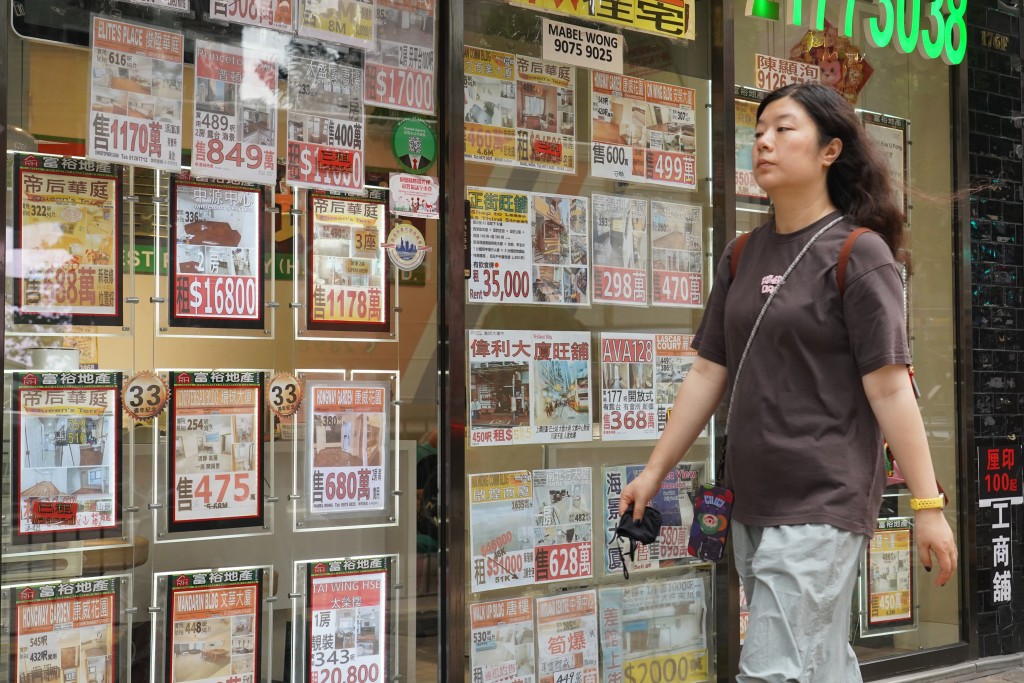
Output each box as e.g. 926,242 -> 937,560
689,215 -> 845,562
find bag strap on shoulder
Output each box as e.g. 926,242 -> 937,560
836,227 -> 874,298
729,226 -> 875,298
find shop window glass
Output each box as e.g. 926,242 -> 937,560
3,3 -> 441,683
733,3 -> 963,658
462,2 -> 721,681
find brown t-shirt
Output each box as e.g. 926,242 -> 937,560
692,212 -> 911,536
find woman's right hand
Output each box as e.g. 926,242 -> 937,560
618,469 -> 664,521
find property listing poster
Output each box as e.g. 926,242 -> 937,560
192,41 -> 278,186
653,334 -> 697,433
514,55 -> 577,174
14,155 -> 122,325
13,577 -> 120,683
592,193 -> 649,305
298,0 -> 375,49
600,334 -> 656,441
590,71 -> 697,189
307,188 -> 388,330
468,330 -> 592,447
306,381 -> 389,514
470,597 -> 536,683
603,464 -> 698,574
469,470 -> 535,592
12,371 -> 122,542
536,591 -> 599,683
598,578 -> 709,683
167,569 -> 263,683
209,0 -> 295,31
735,92 -> 768,202
365,0 -> 436,114
533,467 -> 593,584
122,0 -> 188,9
305,557 -> 389,683
286,51 -> 365,192
862,113 -> 908,213
170,176 -> 264,328
600,333 -> 698,438
651,201 -> 702,307
867,518 -> 914,628
88,16 -> 183,172
168,371 -> 264,532
464,48 -> 577,173
467,187 -> 590,306
464,46 -> 517,166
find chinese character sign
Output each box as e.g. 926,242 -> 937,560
470,597 -> 535,683
170,177 -> 264,328
978,444 -> 1021,606
754,53 -> 820,90
167,569 -> 263,683
467,187 -> 590,306
533,468 -> 594,584
509,0 -> 694,40
209,0 -> 295,31
468,330 -> 592,447
13,578 -> 120,683
651,201 -> 702,307
603,464 -> 697,574
592,193 -> 649,305
515,55 -> 577,174
365,0 -> 436,114
866,519 -> 914,627
591,71 -> 697,189
287,51 -> 365,192
14,155 -> 122,325
599,578 -> 708,683
192,41 -> 279,186
299,0 -> 375,48
88,16 -> 184,172
600,334 -> 656,440
12,372 -> 122,543
862,114 -> 907,214
654,333 -> 698,433
306,381 -> 390,515
464,47 -> 517,165
306,558 -> 389,683
307,188 -> 389,331
469,471 -> 536,592
536,591 -> 599,683
168,371 -> 265,532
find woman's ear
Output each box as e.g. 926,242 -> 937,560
823,137 -> 843,166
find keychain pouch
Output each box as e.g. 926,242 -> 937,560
612,504 -> 662,579
688,484 -> 734,562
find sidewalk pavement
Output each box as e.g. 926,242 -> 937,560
874,654 -> 1024,682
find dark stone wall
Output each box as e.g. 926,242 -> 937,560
966,0 -> 1024,656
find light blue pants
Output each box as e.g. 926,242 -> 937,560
733,522 -> 867,682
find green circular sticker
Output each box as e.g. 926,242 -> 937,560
392,118 -> 436,175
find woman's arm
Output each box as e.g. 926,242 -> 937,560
618,356 -> 729,520
863,363 -> 958,587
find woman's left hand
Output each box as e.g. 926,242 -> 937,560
915,508 -> 957,587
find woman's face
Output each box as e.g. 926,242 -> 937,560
752,96 -> 835,196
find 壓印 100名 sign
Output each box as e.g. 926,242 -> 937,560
307,189 -> 389,331
168,371 -> 265,533
170,176 -> 265,329
88,16 -> 184,172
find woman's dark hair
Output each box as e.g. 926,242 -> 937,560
756,83 -> 906,263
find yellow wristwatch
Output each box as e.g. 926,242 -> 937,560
910,496 -> 945,511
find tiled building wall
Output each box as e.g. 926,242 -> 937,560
967,0 -> 1024,656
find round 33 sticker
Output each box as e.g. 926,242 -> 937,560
269,373 -> 303,418
122,371 -> 170,422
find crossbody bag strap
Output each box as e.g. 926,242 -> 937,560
723,215 -> 846,437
